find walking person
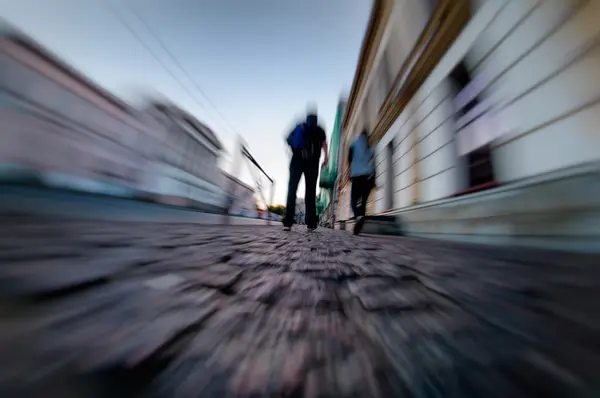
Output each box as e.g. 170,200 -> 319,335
282,112 -> 328,231
348,130 -> 376,235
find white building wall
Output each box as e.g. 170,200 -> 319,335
368,0 -> 600,211
371,0 -> 506,209
373,148 -> 386,213
477,0 -> 600,181
338,185 -> 352,221
142,163 -> 226,208
410,81 -> 460,203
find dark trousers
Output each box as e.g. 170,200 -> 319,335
351,175 -> 374,218
284,155 -> 319,228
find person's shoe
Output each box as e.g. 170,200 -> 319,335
282,218 -> 293,231
353,216 -> 365,235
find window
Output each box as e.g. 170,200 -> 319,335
466,146 -> 495,188
449,61 -> 496,194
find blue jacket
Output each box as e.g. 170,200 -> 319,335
349,134 -> 375,178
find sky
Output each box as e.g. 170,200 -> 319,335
0,0 -> 371,205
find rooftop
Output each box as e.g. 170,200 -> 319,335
150,102 -> 224,151
0,18 -> 133,115
222,171 -> 254,192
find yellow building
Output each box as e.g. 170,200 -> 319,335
337,0 -> 600,252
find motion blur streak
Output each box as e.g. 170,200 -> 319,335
1,0 -> 600,397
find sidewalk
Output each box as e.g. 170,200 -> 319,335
0,185 -> 269,226
0,164 -> 228,216
0,214 -> 599,397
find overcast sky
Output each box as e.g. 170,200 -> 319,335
1,0 -> 371,204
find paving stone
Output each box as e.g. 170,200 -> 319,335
1,280 -> 222,382
178,264 -> 242,290
347,277 -> 446,311
0,247 -> 159,296
0,215 -> 599,397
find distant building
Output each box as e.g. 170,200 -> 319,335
317,190 -> 334,227
0,21 -> 227,210
221,172 -> 258,217
141,101 -> 227,209
0,22 -> 151,195
318,99 -> 346,227
295,198 -> 305,224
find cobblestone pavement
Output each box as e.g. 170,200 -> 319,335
1,214 -> 599,397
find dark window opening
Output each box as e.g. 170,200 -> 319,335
467,144 -> 494,188
449,61 -> 478,117
449,61 -> 496,194
385,141 -> 394,210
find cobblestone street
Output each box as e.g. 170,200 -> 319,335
1,214 -> 599,397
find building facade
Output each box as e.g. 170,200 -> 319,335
221,171 -> 258,218
295,198 -> 306,224
141,102 -> 227,209
337,0 -> 600,251
318,99 -> 346,227
0,22 -> 151,196
0,22 -> 227,210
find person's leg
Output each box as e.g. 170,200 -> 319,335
353,176 -> 368,235
283,157 -> 302,227
304,162 -> 318,229
359,176 -> 372,217
350,177 -> 360,218
354,176 -> 367,217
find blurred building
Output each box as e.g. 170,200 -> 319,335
0,22 -> 227,211
221,171 -> 258,218
317,190 -> 334,227
318,100 -> 345,228
0,22 -> 150,196
337,0 -> 600,251
141,102 -> 226,209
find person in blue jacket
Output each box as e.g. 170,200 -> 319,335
348,130 -> 376,235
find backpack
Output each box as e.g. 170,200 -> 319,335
289,123 -> 305,150
290,123 -> 321,161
